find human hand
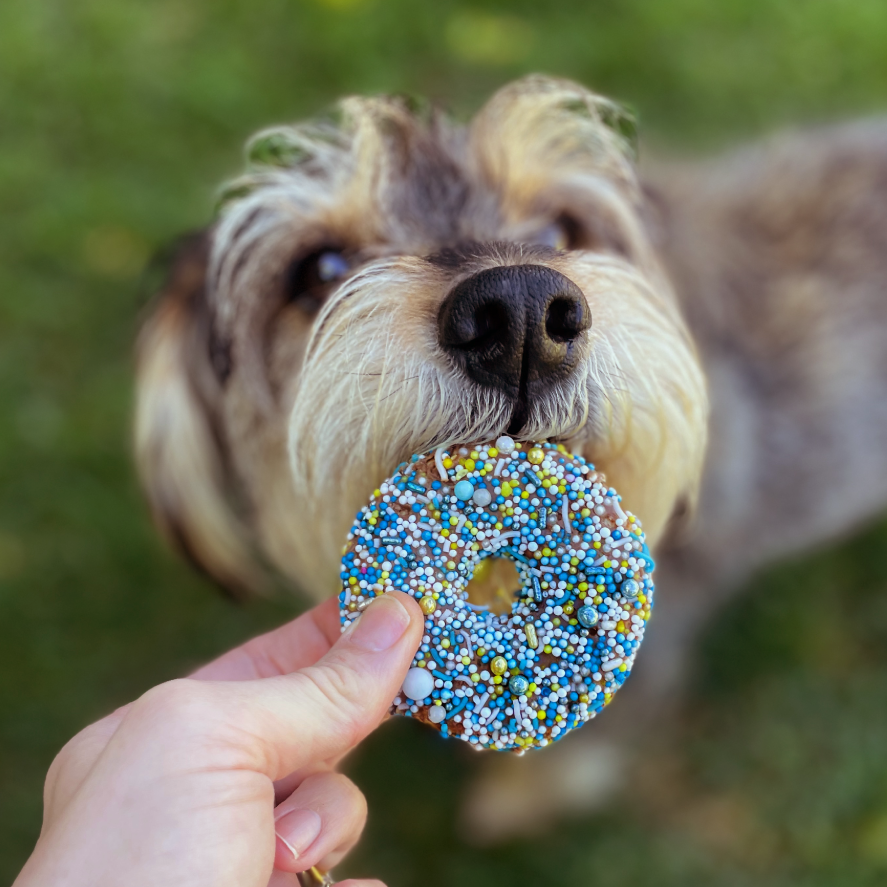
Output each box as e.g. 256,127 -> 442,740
14,591 -> 423,887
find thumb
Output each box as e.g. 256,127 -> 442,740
224,591 -> 424,779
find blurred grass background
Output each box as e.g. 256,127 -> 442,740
3,0 -> 887,883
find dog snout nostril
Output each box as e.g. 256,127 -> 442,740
545,295 -> 589,343
438,264 -> 590,404
459,301 -> 511,349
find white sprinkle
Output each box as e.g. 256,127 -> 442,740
602,658 -> 623,672
494,458 -> 506,476
562,497 -> 572,533
611,498 -> 627,521
434,448 -> 448,482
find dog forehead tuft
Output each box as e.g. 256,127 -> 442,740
386,134 -> 471,240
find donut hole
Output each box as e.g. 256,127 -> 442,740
464,557 -> 521,616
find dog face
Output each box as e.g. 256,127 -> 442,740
134,76 -> 708,598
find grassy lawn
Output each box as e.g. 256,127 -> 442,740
2,0 -> 887,883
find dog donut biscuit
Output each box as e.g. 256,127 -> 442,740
338,438 -> 655,752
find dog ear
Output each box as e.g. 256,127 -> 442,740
134,232 -> 264,595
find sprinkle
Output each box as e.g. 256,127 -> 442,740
434,448 -> 449,481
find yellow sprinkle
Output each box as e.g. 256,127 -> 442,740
562,601 -> 574,615
492,675 -> 502,684
373,488 -> 381,498
593,541 -> 601,549
443,457 -> 453,468
543,644 -> 552,654
488,447 -> 498,457
525,624 -> 539,649
471,673 -> 480,682
581,508 -> 591,517
491,656 -> 508,675
465,459 -> 476,471
501,482 -> 512,497
420,595 -> 436,615
441,638 -> 450,648
617,620 -> 625,632
528,447 -> 544,464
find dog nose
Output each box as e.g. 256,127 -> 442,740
438,264 -> 590,397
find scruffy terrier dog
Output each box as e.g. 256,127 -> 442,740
134,76 -> 887,839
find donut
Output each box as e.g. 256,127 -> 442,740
338,438 -> 655,752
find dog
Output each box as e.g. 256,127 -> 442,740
133,75 -> 887,841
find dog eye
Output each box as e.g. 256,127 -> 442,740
317,250 -> 349,282
286,248 -> 350,311
533,221 -> 570,251
529,215 -> 586,251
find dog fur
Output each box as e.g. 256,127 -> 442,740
133,76 -> 887,839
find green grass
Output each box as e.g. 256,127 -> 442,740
3,0 -> 887,883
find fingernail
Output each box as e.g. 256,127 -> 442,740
350,594 -> 410,652
275,807 -> 322,859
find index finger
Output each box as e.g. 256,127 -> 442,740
190,596 -> 342,681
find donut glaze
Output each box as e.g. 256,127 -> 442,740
338,439 -> 655,752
